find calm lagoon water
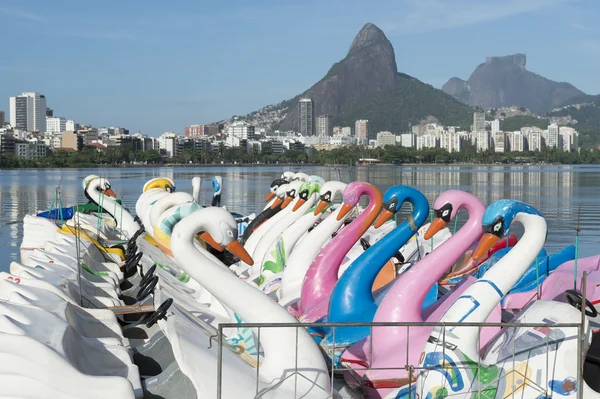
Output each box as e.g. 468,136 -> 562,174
0,164 -> 598,270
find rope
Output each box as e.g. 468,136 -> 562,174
97,191 -> 104,236
50,187 -> 58,221
120,196 -> 124,232
58,187 -> 64,221
453,210 -> 459,234
430,209 -> 434,252
536,254 -> 540,299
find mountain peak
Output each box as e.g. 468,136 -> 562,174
485,53 -> 526,68
264,23 -> 472,134
443,54 -> 584,113
348,23 -> 389,54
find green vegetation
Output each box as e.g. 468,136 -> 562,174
501,116 -> 549,131
547,101 -> 600,147
334,75 -> 474,133
0,147 -> 311,168
312,145 -> 600,165
3,144 -> 599,169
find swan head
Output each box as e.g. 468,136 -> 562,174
335,181 -> 374,221
269,183 -> 290,209
424,190 -> 483,240
313,181 -> 347,216
281,181 -> 303,209
292,172 -> 310,182
292,181 -> 322,212
308,175 -> 326,185
281,171 -> 295,182
197,207 -> 254,265
265,178 -> 288,202
143,178 -> 175,193
472,199 -> 542,260
373,186 -> 426,229
212,176 -> 222,195
87,177 -> 117,198
82,175 -> 100,191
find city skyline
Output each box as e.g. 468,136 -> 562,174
1,0 -> 599,136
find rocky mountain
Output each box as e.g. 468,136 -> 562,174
442,54 -> 586,114
259,23 -> 474,135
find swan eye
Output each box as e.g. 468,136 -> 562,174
493,222 -> 502,232
442,209 -> 449,217
226,230 -> 234,238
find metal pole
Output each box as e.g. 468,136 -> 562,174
217,324 -> 224,399
574,206 -> 581,290
75,212 -> 83,307
577,272 -> 587,399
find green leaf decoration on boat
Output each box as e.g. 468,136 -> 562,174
178,272 -> 190,283
256,237 -> 286,286
81,263 -> 109,276
463,353 -> 499,399
263,237 -> 286,274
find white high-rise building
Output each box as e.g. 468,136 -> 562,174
441,132 -> 463,153
476,130 -> 490,152
227,122 -> 255,140
158,132 -> 178,158
66,120 -> 78,132
400,133 -> 416,148
547,123 -> 559,148
508,131 -> 525,152
340,126 -> 352,137
473,112 -> 485,132
316,115 -> 333,137
355,120 -> 369,140
46,117 -> 67,134
9,92 -> 47,132
559,126 -> 579,152
417,134 -> 438,150
494,131 -> 506,153
528,131 -> 543,151
376,131 -> 396,147
491,119 -> 501,135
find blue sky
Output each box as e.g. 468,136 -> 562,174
1,0 -> 598,136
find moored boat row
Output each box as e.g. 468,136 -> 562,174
0,170 -> 598,398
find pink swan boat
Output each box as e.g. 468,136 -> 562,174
289,181 -> 383,323
478,243 -> 600,312
340,190 -> 502,398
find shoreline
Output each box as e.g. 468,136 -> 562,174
0,161 -> 583,170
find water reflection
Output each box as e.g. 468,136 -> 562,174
0,165 -> 598,271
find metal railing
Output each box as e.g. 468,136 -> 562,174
212,277 -> 590,398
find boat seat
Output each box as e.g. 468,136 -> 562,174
0,301 -> 128,348
0,296 -> 128,345
13,259 -> 120,287
0,273 -> 123,308
10,262 -> 120,293
0,333 -> 136,399
0,309 -> 141,396
28,249 -> 124,279
49,233 -> 124,264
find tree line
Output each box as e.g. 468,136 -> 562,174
1,145 -> 600,169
